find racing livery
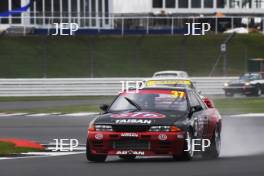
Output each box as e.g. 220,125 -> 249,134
86,87 -> 222,162
224,72 -> 264,97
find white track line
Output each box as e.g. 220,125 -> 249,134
60,112 -> 98,117
0,152 -> 85,160
27,113 -> 57,117
229,113 -> 264,118
0,113 -> 28,117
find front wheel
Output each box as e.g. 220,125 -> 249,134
86,140 -> 107,162
173,131 -> 194,161
202,128 -> 221,159
254,86 -> 262,97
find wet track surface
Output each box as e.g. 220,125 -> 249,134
0,114 -> 264,176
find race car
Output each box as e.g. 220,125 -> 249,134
153,70 -> 189,78
86,87 -> 222,162
143,77 -> 215,108
223,72 -> 264,97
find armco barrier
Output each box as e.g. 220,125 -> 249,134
0,77 -> 237,97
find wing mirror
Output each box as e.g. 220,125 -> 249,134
203,97 -> 215,108
100,104 -> 109,112
189,105 -> 203,117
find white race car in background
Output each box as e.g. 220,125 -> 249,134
153,70 -> 189,78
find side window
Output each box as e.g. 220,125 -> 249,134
188,91 -> 200,107
262,73 -> 264,79
193,92 -> 207,110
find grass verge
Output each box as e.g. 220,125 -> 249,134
1,34 -> 264,78
0,97 -> 264,115
0,96 -> 113,102
214,97 -> 264,115
0,142 -> 43,156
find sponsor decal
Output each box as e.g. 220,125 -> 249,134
158,134 -> 168,141
111,112 -> 165,119
146,80 -> 191,87
120,133 -> 139,137
171,90 -> 186,98
95,134 -> 103,140
115,119 -> 152,124
116,150 -> 145,156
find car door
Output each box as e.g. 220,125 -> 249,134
188,91 -> 207,139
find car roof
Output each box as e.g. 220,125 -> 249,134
153,70 -> 187,74
144,77 -> 193,82
153,70 -> 188,77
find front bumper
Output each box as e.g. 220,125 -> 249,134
88,131 -> 186,156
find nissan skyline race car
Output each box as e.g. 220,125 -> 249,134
143,78 -> 215,108
224,72 -> 264,97
86,87 -> 222,162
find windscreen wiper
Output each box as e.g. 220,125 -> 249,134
124,97 -> 142,111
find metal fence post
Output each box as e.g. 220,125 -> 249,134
215,17 -> 218,34
171,17 -> 174,35
146,17 -> 149,35
262,18 -> 264,34
121,17 -> 124,36
231,17 -> 234,30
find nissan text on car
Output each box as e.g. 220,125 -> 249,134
86,87 -> 222,162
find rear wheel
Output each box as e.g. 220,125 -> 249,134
173,131 -> 194,161
203,128 -> 221,159
254,85 -> 262,97
119,155 -> 136,160
86,140 -> 107,162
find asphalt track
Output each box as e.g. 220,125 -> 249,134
0,114 -> 264,176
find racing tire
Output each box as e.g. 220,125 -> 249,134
202,127 -> 221,159
254,85 -> 262,97
86,140 -> 107,162
225,91 -> 234,97
119,155 -> 136,160
173,131 -> 194,161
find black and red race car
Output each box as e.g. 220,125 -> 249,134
86,87 -> 222,162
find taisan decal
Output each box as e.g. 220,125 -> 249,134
116,150 -> 145,155
111,112 -> 165,119
120,133 -> 139,137
115,119 -> 152,124
0,1 -> 33,17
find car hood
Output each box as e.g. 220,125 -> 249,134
94,110 -> 188,126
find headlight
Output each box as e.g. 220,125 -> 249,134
224,83 -> 229,87
245,82 -> 251,86
149,126 -> 181,132
88,119 -> 96,131
95,125 -> 113,131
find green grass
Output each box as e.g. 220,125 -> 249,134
214,97 -> 264,115
0,142 -> 43,156
0,96 -> 264,115
0,96 -> 113,102
0,34 -> 264,78
0,105 -> 100,114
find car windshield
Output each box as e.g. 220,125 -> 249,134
109,89 -> 188,112
155,73 -> 178,77
240,73 -> 260,81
